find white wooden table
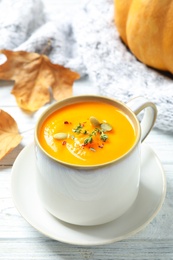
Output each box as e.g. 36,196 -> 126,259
1,1 -> 173,259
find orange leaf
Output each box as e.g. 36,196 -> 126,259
0,109 -> 22,160
0,50 -> 80,111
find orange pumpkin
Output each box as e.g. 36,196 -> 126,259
114,0 -> 173,73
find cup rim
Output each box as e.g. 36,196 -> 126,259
34,95 -> 141,169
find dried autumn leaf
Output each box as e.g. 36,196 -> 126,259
0,109 -> 22,160
0,50 -> 80,111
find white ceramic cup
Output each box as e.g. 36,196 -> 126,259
34,95 -> 157,226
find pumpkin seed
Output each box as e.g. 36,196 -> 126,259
53,133 -> 68,140
89,116 -> 100,127
90,147 -> 96,152
100,123 -> 112,132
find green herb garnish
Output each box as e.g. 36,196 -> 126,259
72,123 -> 83,133
83,130 -> 88,134
84,128 -> 100,145
84,136 -> 93,145
72,117 -> 113,149
100,132 -> 108,142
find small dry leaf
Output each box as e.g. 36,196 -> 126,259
0,50 -> 80,111
0,109 -> 22,160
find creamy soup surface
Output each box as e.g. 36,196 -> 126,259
39,101 -> 137,166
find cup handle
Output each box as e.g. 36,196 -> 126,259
126,96 -> 157,142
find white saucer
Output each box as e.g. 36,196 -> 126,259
11,143 -> 166,246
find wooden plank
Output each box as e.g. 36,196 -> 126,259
0,240 -> 173,260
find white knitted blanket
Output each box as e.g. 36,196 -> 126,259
0,0 -> 173,132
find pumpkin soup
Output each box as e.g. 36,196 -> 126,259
39,101 -> 136,165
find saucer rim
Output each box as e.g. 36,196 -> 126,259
11,143 -> 166,246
